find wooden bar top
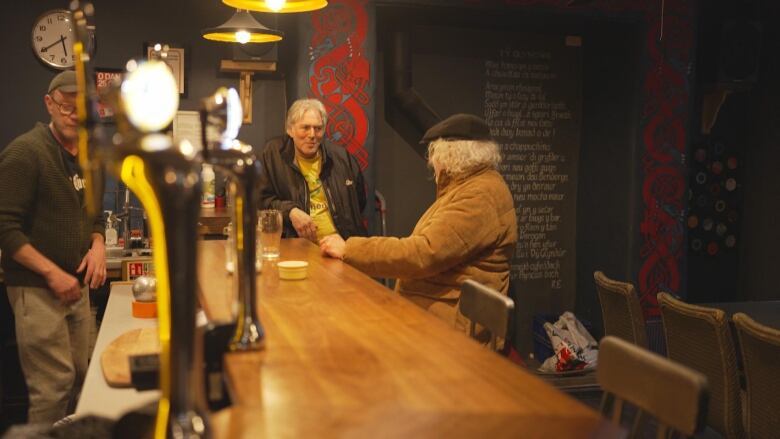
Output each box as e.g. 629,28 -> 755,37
197,239 -> 621,438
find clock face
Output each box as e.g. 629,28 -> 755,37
31,9 -> 76,69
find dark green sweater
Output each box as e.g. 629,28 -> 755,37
0,123 -> 104,287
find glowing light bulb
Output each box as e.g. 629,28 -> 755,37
223,88 -> 242,144
178,139 -> 195,158
121,61 -> 179,133
266,0 -> 286,12
235,30 -> 250,44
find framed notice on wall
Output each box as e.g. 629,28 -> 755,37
173,111 -> 202,152
94,68 -> 122,121
145,43 -> 185,95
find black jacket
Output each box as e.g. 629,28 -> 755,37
258,135 -> 368,239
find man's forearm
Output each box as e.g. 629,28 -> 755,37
12,243 -> 60,279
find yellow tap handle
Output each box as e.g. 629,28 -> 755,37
120,156 -> 171,439
73,39 -> 99,218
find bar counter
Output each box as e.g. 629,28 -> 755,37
199,239 -> 621,438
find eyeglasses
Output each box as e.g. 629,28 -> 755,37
49,94 -> 76,116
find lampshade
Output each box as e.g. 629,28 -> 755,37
202,9 -> 283,44
222,0 -> 327,13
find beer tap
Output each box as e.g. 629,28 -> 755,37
71,3 -> 209,437
200,88 -> 265,351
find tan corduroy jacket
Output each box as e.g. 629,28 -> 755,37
344,167 -> 517,301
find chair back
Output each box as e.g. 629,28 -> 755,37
594,271 -> 648,348
598,335 -> 709,438
374,190 -> 387,237
657,292 -> 744,439
374,190 -> 390,287
733,312 -> 780,439
460,280 -> 514,351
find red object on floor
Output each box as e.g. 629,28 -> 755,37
505,345 -> 527,367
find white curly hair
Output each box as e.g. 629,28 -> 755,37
427,138 -> 502,180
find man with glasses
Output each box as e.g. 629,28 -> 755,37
259,98 -> 367,242
0,70 -> 105,423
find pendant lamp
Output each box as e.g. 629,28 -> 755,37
222,0 -> 327,14
202,9 -> 283,44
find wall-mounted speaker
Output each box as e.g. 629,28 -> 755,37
232,43 -> 278,62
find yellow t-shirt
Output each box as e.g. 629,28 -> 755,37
296,153 -> 338,239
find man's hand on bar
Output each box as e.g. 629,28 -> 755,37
290,207 -> 318,242
320,234 -> 346,260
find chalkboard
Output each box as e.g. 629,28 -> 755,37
412,26 -> 583,325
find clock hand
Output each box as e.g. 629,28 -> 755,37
60,35 -> 68,57
40,35 -> 65,53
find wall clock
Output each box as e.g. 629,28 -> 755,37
31,9 -> 94,70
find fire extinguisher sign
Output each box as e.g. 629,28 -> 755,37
124,260 -> 153,280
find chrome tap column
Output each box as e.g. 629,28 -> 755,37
200,88 -> 265,351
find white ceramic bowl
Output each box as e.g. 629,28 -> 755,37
278,260 -> 308,280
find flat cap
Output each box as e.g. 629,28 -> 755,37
48,70 -> 78,94
420,113 -> 492,144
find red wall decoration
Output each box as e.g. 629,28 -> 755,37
308,0 -> 372,171
506,0 -> 696,318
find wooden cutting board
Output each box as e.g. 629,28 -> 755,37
101,328 -> 160,388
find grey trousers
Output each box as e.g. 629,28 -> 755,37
6,285 -> 92,424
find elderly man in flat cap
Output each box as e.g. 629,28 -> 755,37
0,70 -> 105,423
321,113 -> 517,333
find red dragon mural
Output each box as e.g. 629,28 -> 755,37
308,0 -> 372,171
502,0 -> 695,318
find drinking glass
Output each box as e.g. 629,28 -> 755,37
257,209 -> 283,259
224,222 -> 235,273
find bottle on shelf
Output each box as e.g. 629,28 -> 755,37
130,229 -> 144,249
105,211 -> 118,247
202,164 -> 216,208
